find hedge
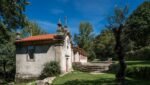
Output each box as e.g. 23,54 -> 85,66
125,46 -> 150,60
126,66 -> 150,80
109,64 -> 150,80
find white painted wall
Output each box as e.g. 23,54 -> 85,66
16,45 -> 57,79
74,52 -> 80,62
15,35 -> 73,80
80,55 -> 87,63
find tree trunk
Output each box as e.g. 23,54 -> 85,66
113,25 -> 126,85
3,60 -> 6,80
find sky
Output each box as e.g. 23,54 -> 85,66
25,0 -> 145,35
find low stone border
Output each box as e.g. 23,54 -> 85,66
35,77 -> 56,85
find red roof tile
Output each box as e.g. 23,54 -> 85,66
16,34 -> 57,43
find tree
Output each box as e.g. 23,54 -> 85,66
0,0 -> 28,81
124,1 -> 150,48
94,29 -> 115,60
107,6 -> 128,84
74,22 -> 95,61
21,21 -> 47,37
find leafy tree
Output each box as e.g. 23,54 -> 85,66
107,6 -> 128,84
74,22 -> 95,61
94,29 -> 115,60
124,1 -> 150,48
0,0 -> 28,81
21,21 -> 47,37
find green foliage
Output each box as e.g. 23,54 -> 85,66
124,1 -> 150,48
74,22 -> 95,61
0,0 -> 28,82
21,21 -> 47,38
109,61 -> 150,80
53,71 -> 150,85
94,29 -> 116,60
0,0 -> 28,30
126,66 -> 150,80
40,61 -> 61,79
125,46 -> 150,60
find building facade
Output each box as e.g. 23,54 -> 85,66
15,21 -> 87,81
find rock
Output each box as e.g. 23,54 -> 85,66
35,77 -> 56,85
8,82 -> 15,85
35,80 -> 45,85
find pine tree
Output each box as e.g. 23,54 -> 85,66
0,0 -> 28,81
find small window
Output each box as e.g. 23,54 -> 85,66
27,46 -> 35,61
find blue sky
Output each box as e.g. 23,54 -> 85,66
25,0 -> 145,35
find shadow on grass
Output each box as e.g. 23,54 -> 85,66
126,61 -> 150,66
62,78 -> 116,85
59,78 -> 150,85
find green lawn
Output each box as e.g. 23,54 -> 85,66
126,61 -> 150,67
7,61 -> 150,85
52,71 -> 150,85
53,61 -> 150,85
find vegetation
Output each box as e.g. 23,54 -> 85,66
53,71 -> 150,85
21,21 -> 47,38
0,0 -> 28,83
109,61 -> 150,80
125,46 -> 150,60
40,61 -> 61,79
94,29 -> 115,60
107,6 -> 129,84
74,22 -> 96,61
124,1 -> 150,48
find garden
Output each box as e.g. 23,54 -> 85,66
52,61 -> 150,85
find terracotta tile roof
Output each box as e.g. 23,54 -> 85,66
16,34 -> 57,43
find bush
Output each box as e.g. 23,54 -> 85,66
125,46 -> 150,60
126,66 -> 150,80
40,61 -> 61,79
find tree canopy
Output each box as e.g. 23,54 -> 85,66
74,22 -> 95,61
21,21 -> 47,38
94,29 -> 115,60
0,0 -> 28,81
124,1 -> 150,48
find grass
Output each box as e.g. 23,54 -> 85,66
53,61 -> 150,85
52,71 -> 150,85
126,61 -> 150,67
2,60 -> 150,85
53,71 -> 116,85
15,81 -> 35,85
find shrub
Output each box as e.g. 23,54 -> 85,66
125,46 -> 150,60
126,66 -> 150,80
40,61 -> 61,79
108,62 -> 150,80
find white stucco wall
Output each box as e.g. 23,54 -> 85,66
74,52 -> 80,62
16,45 -> 57,79
71,49 -> 74,62
80,55 -> 87,63
60,36 -> 72,73
15,35 -> 73,80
